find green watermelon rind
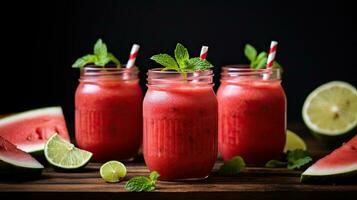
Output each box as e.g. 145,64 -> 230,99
301,168 -> 357,183
0,106 -> 63,127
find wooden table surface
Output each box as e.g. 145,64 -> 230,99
1,123 -> 356,200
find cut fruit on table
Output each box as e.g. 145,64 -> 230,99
0,107 -> 70,156
302,81 -> 357,144
284,130 -> 307,152
100,160 -> 127,183
44,133 -> 92,170
0,136 -> 44,177
301,135 -> 357,183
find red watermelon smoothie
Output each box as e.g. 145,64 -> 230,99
75,66 -> 142,161
217,66 -> 286,165
143,69 -> 218,180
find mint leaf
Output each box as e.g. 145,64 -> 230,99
265,150 -> 312,169
72,54 -> 97,68
174,43 -> 189,68
125,171 -> 160,192
151,43 -> 213,75
107,53 -> 121,67
273,61 -> 282,69
243,44 -> 283,70
265,160 -> 287,168
125,176 -> 152,192
151,54 -> 178,69
256,57 -> 267,69
149,171 -> 159,182
287,150 -> 312,169
72,39 -> 121,68
244,44 -> 257,62
287,157 -> 312,169
94,39 -> 108,59
218,156 -> 245,176
187,57 -> 213,70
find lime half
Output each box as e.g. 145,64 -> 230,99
302,81 -> 357,136
100,161 -> 127,183
44,133 -> 92,169
284,130 -> 307,152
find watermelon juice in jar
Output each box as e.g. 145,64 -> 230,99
73,40 -> 142,162
143,69 -> 218,180
217,66 -> 286,165
75,66 -> 142,161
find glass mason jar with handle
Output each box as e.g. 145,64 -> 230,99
75,66 -> 142,161
217,66 -> 286,165
143,69 -> 218,180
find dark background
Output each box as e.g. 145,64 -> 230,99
1,0 -> 356,131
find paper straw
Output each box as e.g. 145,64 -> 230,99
200,46 -> 209,60
266,41 -> 278,69
193,46 -> 209,82
126,44 -> 140,68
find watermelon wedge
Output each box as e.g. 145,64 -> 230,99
301,135 -> 357,183
0,136 -> 44,178
0,107 -> 70,154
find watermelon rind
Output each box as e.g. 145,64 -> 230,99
301,166 -> 357,183
0,138 -> 44,179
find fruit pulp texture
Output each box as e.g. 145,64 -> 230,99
75,78 -> 142,161
143,85 -> 218,180
218,80 -> 286,165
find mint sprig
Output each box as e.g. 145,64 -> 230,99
218,156 -> 246,176
72,39 -> 121,68
244,44 -> 281,69
124,171 -> 159,192
265,149 -> 312,170
150,43 -> 213,73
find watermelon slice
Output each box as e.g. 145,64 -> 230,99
0,107 -> 70,154
0,136 -> 44,178
301,135 -> 357,183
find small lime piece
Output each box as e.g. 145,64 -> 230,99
44,133 -> 92,169
100,160 -> 127,183
284,130 -> 307,152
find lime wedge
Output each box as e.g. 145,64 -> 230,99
44,133 -> 92,169
284,130 -> 307,152
302,81 -> 357,136
100,161 -> 127,183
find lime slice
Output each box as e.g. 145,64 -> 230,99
284,130 -> 307,152
100,160 -> 127,183
302,81 -> 357,136
44,133 -> 92,169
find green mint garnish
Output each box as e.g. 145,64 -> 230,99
150,43 -> 213,73
265,149 -> 312,170
244,44 -> 281,69
218,156 -> 246,176
72,39 -> 121,68
124,171 -> 159,192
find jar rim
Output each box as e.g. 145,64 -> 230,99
221,64 -> 282,80
147,68 -> 214,86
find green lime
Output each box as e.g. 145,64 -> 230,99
100,161 -> 127,183
284,130 -> 307,152
44,133 -> 92,169
302,81 -> 357,138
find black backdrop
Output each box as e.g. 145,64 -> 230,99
1,0 -> 356,133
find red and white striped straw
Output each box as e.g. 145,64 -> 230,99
200,46 -> 209,60
126,44 -> 140,68
266,41 -> 278,69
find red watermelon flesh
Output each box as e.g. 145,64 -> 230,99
0,136 -> 43,169
0,107 -> 70,153
301,135 -> 357,182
